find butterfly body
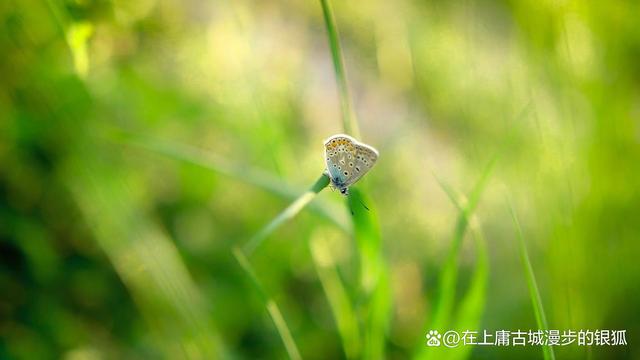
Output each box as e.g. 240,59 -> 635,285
324,134 -> 379,196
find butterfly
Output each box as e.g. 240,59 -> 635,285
324,134 -> 379,196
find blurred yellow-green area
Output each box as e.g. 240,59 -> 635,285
1,0 -> 639,359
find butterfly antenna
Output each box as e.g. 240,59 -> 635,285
347,196 -> 369,215
358,198 -> 370,211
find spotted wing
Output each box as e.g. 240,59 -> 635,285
324,134 -> 378,187
324,134 -> 358,186
343,141 -> 378,186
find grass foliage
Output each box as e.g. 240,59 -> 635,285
2,0 -> 638,358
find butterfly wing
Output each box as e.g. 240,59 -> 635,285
344,142 -> 378,186
324,134 -> 358,187
324,134 -> 378,188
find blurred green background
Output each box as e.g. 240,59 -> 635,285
1,0 -> 639,359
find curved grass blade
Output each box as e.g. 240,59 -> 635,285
415,157 -> 496,359
233,248 -> 302,360
509,203 -> 556,360
243,174 -> 330,255
114,132 -> 349,233
432,158 -> 495,329
117,132 -> 339,358
436,176 -> 490,360
347,187 -> 391,360
449,222 -> 489,360
310,235 -> 361,359
233,174 -> 332,358
319,0 -> 360,139
319,1 -> 390,355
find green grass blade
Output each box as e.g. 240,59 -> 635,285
509,204 -> 556,360
416,158 -> 496,359
67,154 -> 224,359
432,158 -> 495,328
347,188 -> 383,293
318,2 -> 390,357
319,0 -> 360,138
233,248 -> 302,360
243,174 -> 330,255
115,132 -> 349,233
449,225 -> 489,360
347,187 -> 391,360
434,174 -> 490,360
310,235 -> 361,359
115,131 -> 290,196
233,175 -> 334,358
119,133 -> 338,357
